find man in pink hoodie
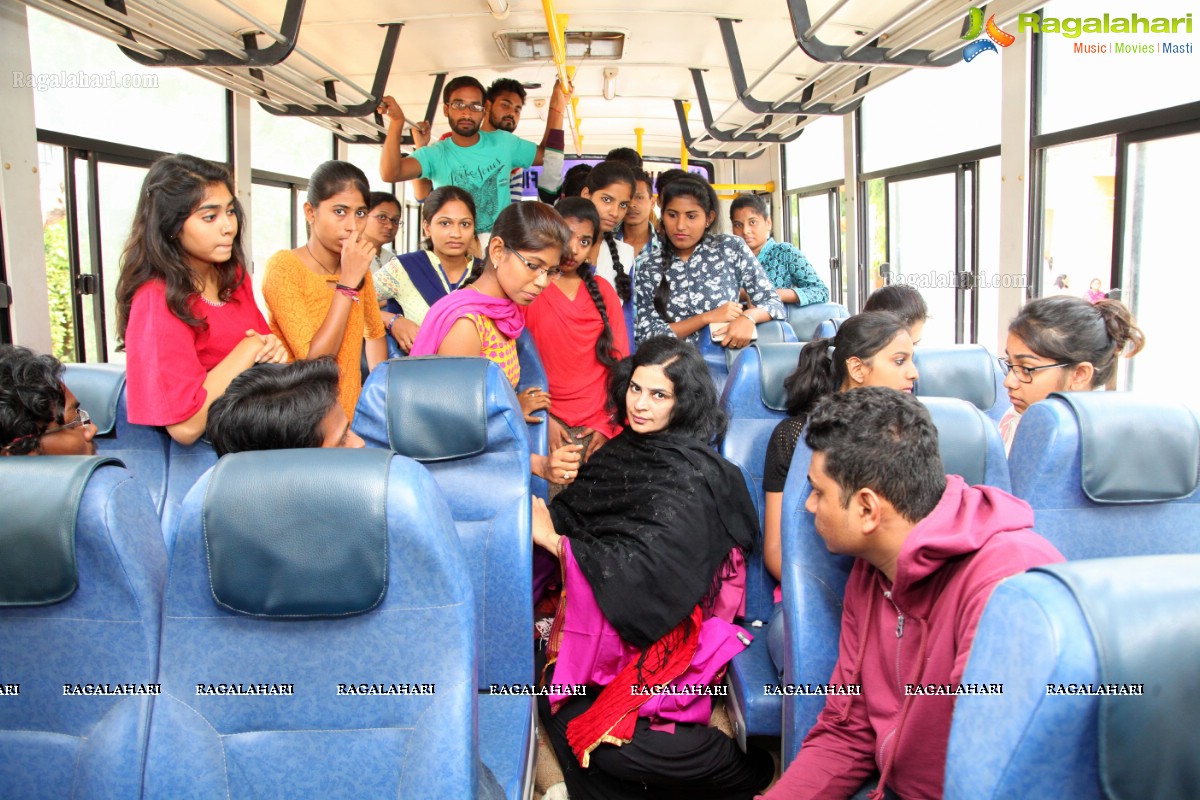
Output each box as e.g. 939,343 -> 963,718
763,388 -> 1063,800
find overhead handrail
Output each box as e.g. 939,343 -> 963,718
673,100 -> 768,161
19,0 -> 165,59
688,70 -> 808,144
781,0 -> 962,67
116,0 -> 306,67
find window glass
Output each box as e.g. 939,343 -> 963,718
345,144 -> 394,194
251,104 -> 331,179
27,9 -> 225,160
784,115 -> 845,190
95,162 -> 149,361
887,172 -> 958,345
862,56 -> 1000,173
975,157 -> 1003,354
794,193 -> 835,295
1037,0 -> 1200,134
1038,137 -> 1115,298
251,183 -> 294,313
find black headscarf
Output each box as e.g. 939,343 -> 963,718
548,429 -> 757,649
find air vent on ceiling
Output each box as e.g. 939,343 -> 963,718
494,30 -> 625,62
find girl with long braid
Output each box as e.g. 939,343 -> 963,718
580,161 -> 636,306
524,198 -> 630,471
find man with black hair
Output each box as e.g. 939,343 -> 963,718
206,358 -> 363,456
604,146 -> 643,171
764,388 -> 1062,800
0,345 -> 96,456
379,75 -> 566,233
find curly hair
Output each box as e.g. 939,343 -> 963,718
0,345 -> 67,455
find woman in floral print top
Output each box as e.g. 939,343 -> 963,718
634,176 -> 785,347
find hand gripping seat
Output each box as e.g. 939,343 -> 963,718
1008,392 -> 1200,559
779,397 -> 1011,764
912,345 -> 1011,423
64,364 -> 171,517
142,449 -> 478,799
353,357 -> 536,799
785,302 -> 849,342
717,342 -> 805,745
698,319 -> 798,393
0,456 -> 167,799
945,555 -> 1200,799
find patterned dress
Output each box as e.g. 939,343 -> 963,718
464,312 -> 520,387
755,238 -> 830,306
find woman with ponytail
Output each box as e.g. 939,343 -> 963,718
524,198 -> 630,473
761,311 -> 918,673
634,175 -> 785,348
580,161 -> 636,305
1000,295 -> 1145,453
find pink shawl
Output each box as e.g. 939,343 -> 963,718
409,287 -> 525,356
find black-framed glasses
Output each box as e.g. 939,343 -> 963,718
507,245 -> 562,280
997,358 -> 1073,384
448,100 -> 485,113
370,213 -> 402,227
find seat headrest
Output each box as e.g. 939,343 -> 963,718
812,318 -> 844,339
1033,556 -> 1200,800
757,343 -> 806,412
202,449 -> 393,618
912,345 -> 997,412
1056,392 -> 1200,503
386,357 -> 490,460
0,456 -> 122,606
786,302 -> 850,341
918,396 -> 992,487
63,364 -> 126,435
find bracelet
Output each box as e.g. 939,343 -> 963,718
385,314 -> 398,333
334,284 -> 360,302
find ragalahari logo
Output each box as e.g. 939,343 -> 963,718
961,8 -> 1016,61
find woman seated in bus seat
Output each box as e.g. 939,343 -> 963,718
117,154 -> 286,446
762,311 -> 919,673
363,191 -> 401,274
374,186 -> 481,354
525,198 -> 629,473
999,295 -> 1145,454
729,193 -> 829,308
634,176 -> 785,348
409,201 -> 583,487
863,282 -> 928,344
532,337 -> 775,800
579,161 -> 636,304
1,345 -> 98,457
262,161 -> 386,424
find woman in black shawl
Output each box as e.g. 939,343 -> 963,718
532,336 -> 775,799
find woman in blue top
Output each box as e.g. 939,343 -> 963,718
729,193 -> 829,307
634,177 -> 785,348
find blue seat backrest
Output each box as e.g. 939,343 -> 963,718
723,319 -> 798,370
143,450 -> 476,799
946,555 -> 1200,799
912,345 -> 1011,423
1008,393 -> 1200,560
786,302 -> 849,342
515,329 -> 550,500
160,437 -> 217,549
811,317 -> 845,339
700,320 -> 800,392
353,357 -> 533,691
64,364 -> 171,517
719,343 -> 805,623
0,457 -> 167,799
779,397 -> 1011,763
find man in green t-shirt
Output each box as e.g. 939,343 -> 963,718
379,76 -> 566,233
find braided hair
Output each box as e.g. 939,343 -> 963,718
585,162 -> 637,304
555,197 -> 620,374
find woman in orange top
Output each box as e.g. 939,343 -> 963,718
263,161 -> 386,421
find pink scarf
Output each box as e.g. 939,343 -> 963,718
409,287 -> 525,356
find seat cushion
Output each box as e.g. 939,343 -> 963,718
726,623 -> 781,743
479,694 -> 535,800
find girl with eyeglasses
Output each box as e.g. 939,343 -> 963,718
410,201 -> 584,487
374,186 -> 481,354
0,345 -> 97,457
363,191 -> 401,274
263,161 -> 386,423
116,154 -> 286,445
999,295 -> 1145,453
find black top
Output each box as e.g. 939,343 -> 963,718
763,415 -> 807,493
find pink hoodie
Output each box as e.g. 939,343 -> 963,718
764,476 -> 1064,800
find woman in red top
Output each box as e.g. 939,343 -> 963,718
116,154 -> 286,445
524,198 -> 629,464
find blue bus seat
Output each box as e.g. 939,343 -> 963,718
515,329 -> 550,501
64,364 -> 171,517
785,302 -> 850,342
159,437 -> 217,551
723,318 -> 798,371
912,345 -> 1011,423
699,319 -> 800,393
352,357 -> 535,800
718,343 -> 806,745
0,456 -> 167,799
811,317 -> 846,339
945,555 -> 1200,799
780,397 -> 1011,764
143,450 -> 477,799
1009,392 -> 1200,559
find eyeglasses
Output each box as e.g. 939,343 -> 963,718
997,358 -> 1073,384
1,408 -> 91,453
507,245 -> 562,280
370,213 -> 402,227
448,100 -> 485,113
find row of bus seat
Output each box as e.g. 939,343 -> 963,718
3,357 -> 541,799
